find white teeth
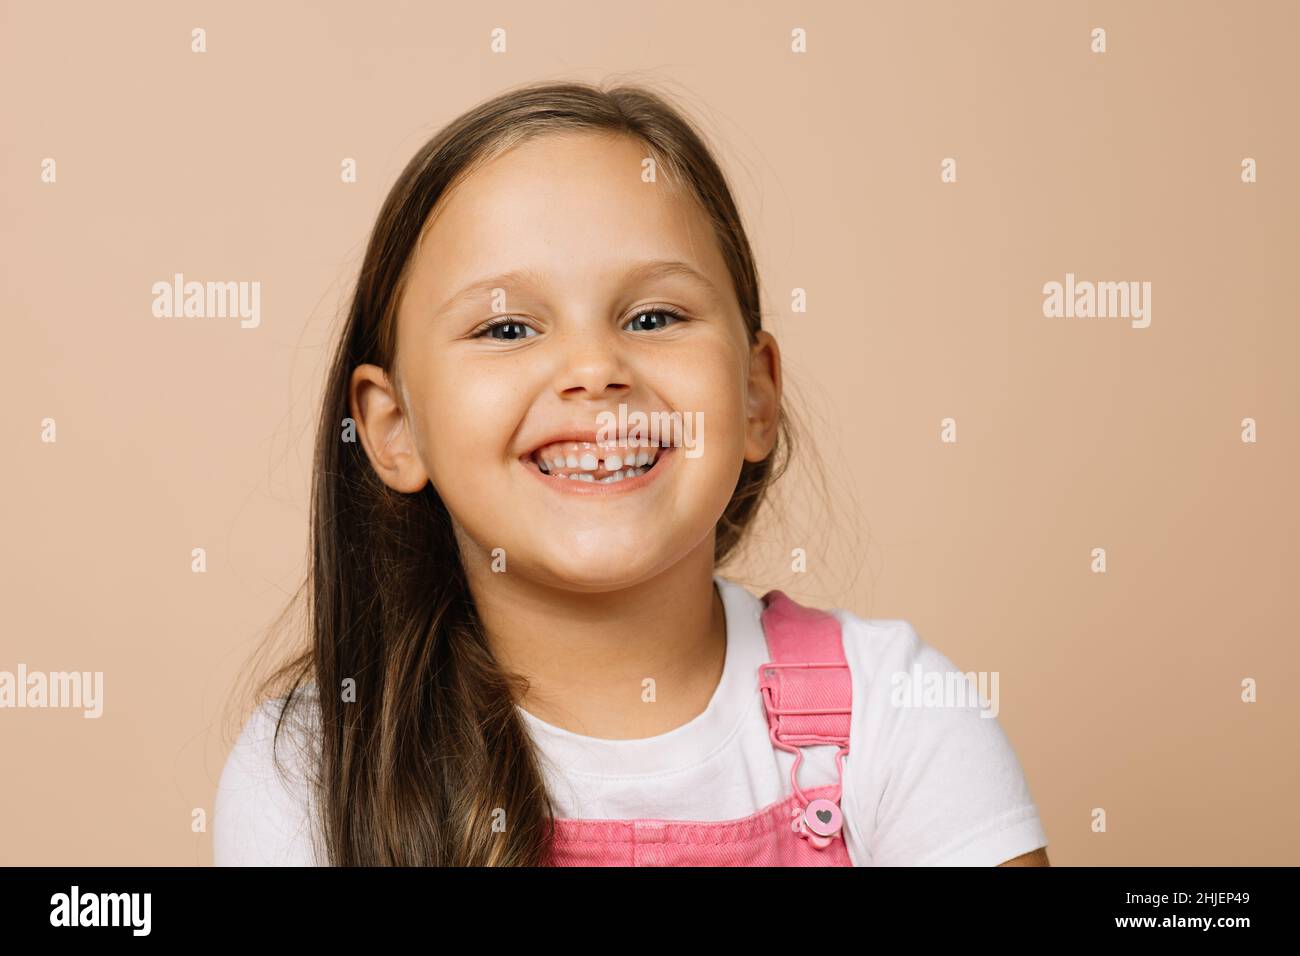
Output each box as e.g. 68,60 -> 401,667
530,441 -> 664,484
532,442 -> 666,471
553,466 -> 650,485
596,467 -> 647,483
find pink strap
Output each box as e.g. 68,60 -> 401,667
757,591 -> 852,810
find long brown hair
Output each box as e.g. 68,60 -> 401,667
253,79 -> 795,865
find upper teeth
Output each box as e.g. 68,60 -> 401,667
532,440 -> 663,476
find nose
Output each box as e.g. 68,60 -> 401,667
552,324 -> 632,400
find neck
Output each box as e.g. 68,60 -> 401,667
460,535 -> 727,740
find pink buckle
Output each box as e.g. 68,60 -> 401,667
758,661 -> 852,849
758,661 -> 853,742
791,799 -> 845,848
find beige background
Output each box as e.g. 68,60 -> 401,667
2,0 -> 1296,865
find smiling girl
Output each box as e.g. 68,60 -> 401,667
213,80 -> 1049,867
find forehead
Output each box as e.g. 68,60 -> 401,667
411,130 -> 731,302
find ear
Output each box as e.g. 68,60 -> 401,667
348,364 -> 429,493
743,330 -> 782,463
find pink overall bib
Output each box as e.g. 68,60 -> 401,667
546,590 -> 856,866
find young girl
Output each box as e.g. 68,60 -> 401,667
214,80 -> 1049,867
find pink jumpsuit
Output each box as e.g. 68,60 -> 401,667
546,589 -> 856,866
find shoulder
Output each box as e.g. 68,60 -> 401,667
830,608 -> 927,675
830,608 -> 1049,866
213,684 -> 324,866
832,609 -> 988,719
830,610 -> 966,710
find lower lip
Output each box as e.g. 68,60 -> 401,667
520,446 -> 677,496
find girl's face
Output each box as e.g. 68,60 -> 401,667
351,130 -> 780,591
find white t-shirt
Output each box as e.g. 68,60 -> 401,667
214,575 -> 1048,866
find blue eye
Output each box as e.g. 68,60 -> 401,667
624,307 -> 685,332
470,306 -> 691,340
474,318 -> 537,341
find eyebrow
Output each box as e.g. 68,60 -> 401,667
433,258 -> 720,316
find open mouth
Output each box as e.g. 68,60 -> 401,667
526,441 -> 669,485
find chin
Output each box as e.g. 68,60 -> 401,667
545,557 -> 662,592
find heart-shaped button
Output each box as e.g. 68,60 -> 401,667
803,798 -> 842,838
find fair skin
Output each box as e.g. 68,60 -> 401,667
349,129 -> 1048,867
351,130 -> 773,739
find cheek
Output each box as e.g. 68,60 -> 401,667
418,359 -> 524,487
662,340 -> 749,457
644,339 -> 750,536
